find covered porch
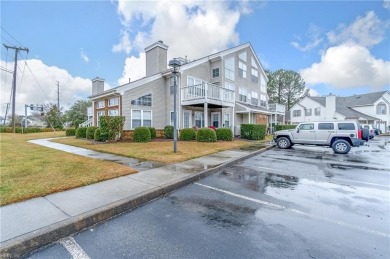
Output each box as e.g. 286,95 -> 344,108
234,102 -> 272,135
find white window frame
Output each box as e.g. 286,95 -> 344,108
224,113 -> 230,128
211,112 -> 220,128
97,100 -> 105,109
131,109 -> 152,129
251,91 -> 259,106
239,52 -> 247,62
108,97 -> 119,107
377,102 -> 387,115
183,110 -> 192,128
224,57 -> 235,81
194,111 -> 204,128
96,111 -> 105,126
239,61 -> 247,78
251,57 -> 258,69
239,88 -> 247,102
108,109 -> 119,116
293,110 -> 301,117
315,107 -> 321,116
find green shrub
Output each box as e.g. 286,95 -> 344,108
133,127 -> 151,142
274,124 -> 297,131
86,126 -> 98,139
197,127 -> 217,142
241,124 -> 267,140
99,116 -> 125,141
164,125 -> 174,139
94,128 -> 101,141
75,127 -> 87,138
149,127 -> 156,139
179,128 -> 196,141
216,128 -> 233,141
66,128 -> 76,136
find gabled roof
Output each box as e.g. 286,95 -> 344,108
236,102 -> 272,114
304,91 -> 388,121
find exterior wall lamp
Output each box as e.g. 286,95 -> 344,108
169,58 -> 181,153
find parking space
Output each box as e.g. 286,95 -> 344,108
27,136 -> 390,258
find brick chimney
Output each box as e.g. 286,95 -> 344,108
144,40 -> 169,77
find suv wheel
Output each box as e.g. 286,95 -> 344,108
277,137 -> 291,149
332,139 -> 351,154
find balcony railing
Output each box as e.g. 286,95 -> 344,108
181,83 -> 235,107
268,103 -> 286,113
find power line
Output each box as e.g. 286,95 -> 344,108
1,26 -> 24,47
24,60 -> 51,101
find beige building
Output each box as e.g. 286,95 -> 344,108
85,41 -> 273,135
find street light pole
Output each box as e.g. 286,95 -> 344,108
169,58 -> 181,153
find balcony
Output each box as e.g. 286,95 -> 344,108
268,103 -> 286,114
181,83 -> 235,108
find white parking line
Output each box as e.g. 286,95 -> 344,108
252,166 -> 390,188
195,183 -> 390,238
59,237 -> 91,259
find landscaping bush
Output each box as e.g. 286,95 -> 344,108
241,124 -> 267,140
149,127 -> 156,139
216,128 -> 233,141
99,116 -> 125,141
179,128 -> 196,141
274,124 -> 297,131
66,128 -> 76,136
197,127 -> 217,142
86,126 -> 98,139
94,128 -> 101,141
164,125 -> 174,139
75,127 -> 87,138
133,127 -> 151,142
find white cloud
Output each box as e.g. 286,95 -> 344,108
384,0 -> 390,10
112,30 -> 132,54
291,25 -> 323,52
118,53 -> 146,85
80,48 -> 89,63
308,88 -> 320,97
327,11 -> 389,48
0,59 -> 97,115
114,0 -> 246,84
300,44 -> 390,89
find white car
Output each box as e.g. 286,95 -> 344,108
362,124 -> 375,139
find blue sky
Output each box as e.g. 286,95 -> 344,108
1,0 -> 389,114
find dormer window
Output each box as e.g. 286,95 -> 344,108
212,68 -> 220,78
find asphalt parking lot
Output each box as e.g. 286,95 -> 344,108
27,136 -> 390,258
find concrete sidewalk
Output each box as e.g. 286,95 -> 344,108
0,138 -> 274,258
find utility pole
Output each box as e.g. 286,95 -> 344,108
3,103 -> 10,125
56,81 -> 60,110
3,44 -> 29,133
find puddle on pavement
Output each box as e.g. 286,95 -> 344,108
169,196 -> 256,228
219,167 -> 299,193
164,163 -> 218,174
329,163 -> 387,171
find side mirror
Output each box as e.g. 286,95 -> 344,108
296,128 -> 300,133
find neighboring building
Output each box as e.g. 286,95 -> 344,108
87,41 -> 273,135
288,91 -> 390,133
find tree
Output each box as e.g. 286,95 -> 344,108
65,100 -> 91,128
266,69 -> 309,111
38,103 -> 65,129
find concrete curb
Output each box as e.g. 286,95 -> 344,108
0,145 -> 274,258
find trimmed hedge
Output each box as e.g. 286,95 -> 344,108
0,127 -> 59,134
86,126 -> 98,139
75,127 -> 87,138
66,128 -> 76,136
241,124 -> 267,140
197,127 -> 217,142
94,128 -> 101,141
133,127 -> 151,142
99,116 -> 125,141
149,127 -> 156,139
274,124 -> 297,131
164,125 -> 174,139
179,128 -> 196,141
216,128 -> 233,141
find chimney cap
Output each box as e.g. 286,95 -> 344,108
145,40 -> 169,52
92,77 -> 105,82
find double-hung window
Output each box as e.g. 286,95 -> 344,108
224,57 -> 235,81
131,110 -> 152,129
293,110 -> 301,117
251,91 -> 259,106
108,109 -> 119,116
305,108 -> 312,116
212,68 -> 219,78
377,103 -> 387,114
315,107 -> 321,116
97,100 -> 105,109
239,61 -> 247,78
108,97 -> 119,107
251,68 -> 258,83
239,88 -> 247,102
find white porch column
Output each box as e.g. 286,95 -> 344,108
204,102 -> 208,127
249,112 -> 251,123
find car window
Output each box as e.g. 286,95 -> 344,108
318,123 -> 334,130
299,123 -> 314,130
338,123 -> 355,130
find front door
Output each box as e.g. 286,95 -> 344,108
194,111 -> 204,128
211,112 -> 220,128
183,110 -> 192,128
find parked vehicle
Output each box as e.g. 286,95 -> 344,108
273,121 -> 362,154
362,124 -> 375,139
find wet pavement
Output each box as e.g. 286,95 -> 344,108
26,136 -> 390,258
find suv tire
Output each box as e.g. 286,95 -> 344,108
277,137 -> 291,149
332,139 -> 351,154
